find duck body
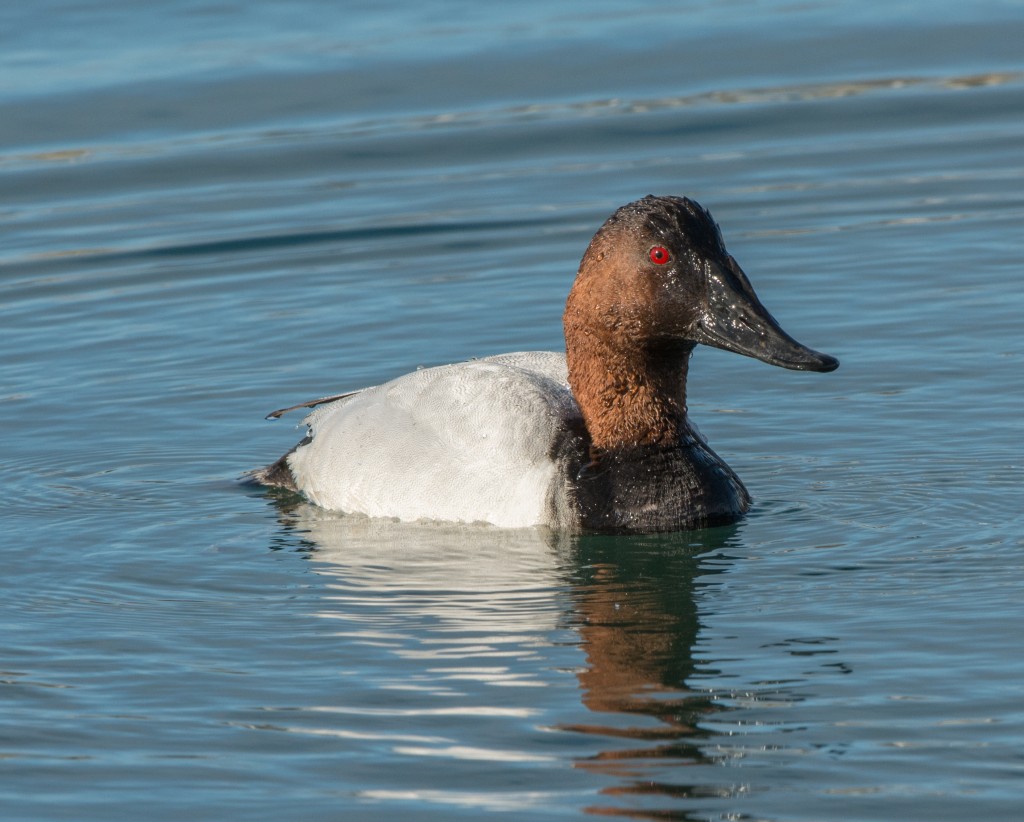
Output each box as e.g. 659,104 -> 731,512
266,350 -> 750,533
255,196 -> 838,534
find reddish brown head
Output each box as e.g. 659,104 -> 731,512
563,195 -> 837,451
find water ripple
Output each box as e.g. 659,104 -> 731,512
5,70 -> 1021,176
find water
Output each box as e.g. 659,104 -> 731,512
2,1 -> 1023,819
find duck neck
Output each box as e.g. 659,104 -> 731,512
566,332 -> 694,453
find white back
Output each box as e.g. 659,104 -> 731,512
287,352 -> 578,528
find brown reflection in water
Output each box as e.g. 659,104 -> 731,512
559,530 -> 738,817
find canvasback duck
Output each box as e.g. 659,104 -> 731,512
254,195 -> 838,533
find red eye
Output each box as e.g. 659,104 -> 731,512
649,245 -> 671,265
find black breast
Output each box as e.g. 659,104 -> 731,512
570,441 -> 751,534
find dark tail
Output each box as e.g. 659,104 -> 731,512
243,436 -> 309,492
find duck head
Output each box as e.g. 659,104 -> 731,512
563,195 -> 838,450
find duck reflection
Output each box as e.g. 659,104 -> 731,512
562,531 -> 736,810
261,495 -> 737,814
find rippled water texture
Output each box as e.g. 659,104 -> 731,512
2,1 -> 1023,819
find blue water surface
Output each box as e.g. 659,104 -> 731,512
2,1 -> 1023,819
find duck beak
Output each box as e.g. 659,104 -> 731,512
694,256 -> 839,372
